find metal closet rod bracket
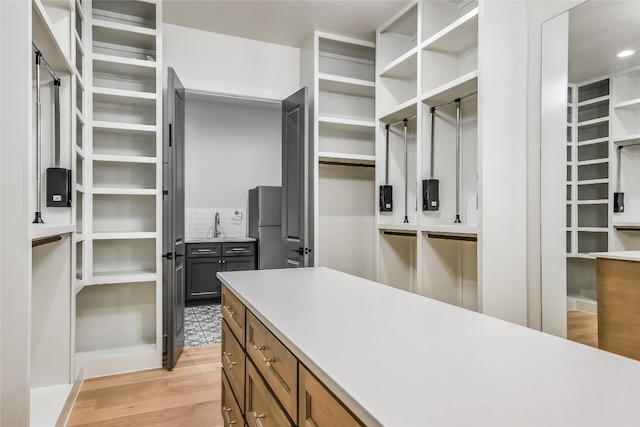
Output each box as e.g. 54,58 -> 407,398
385,114 -> 417,127
32,43 -> 61,84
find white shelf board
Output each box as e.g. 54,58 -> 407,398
92,52 -> 157,69
576,227 -> 609,233
577,95 -> 609,107
92,232 -> 156,240
75,108 -> 85,125
75,340 -> 156,363
378,223 -> 418,233
379,98 -> 418,123
379,48 -> 417,79
613,222 -> 640,230
92,188 -> 157,195
577,178 -> 609,185
590,250 -> 640,261
613,134 -> 640,146
75,184 -> 86,193
33,0 -> 74,74
379,1 -> 417,37
576,136 -> 608,147
76,146 -> 86,159
421,71 -> 478,105
93,153 -> 157,164
576,158 -> 607,166
576,199 -> 608,205
421,8 -> 478,55
318,116 -> 375,129
92,121 -> 157,133
577,116 -> 608,127
30,384 -> 73,427
75,233 -> 85,243
318,73 -> 374,98
614,98 -> 640,110
318,152 -> 375,166
88,271 -> 157,286
93,86 -> 156,101
31,224 -> 74,240
422,224 -> 478,238
92,18 -> 156,37
566,253 -> 596,260
75,31 -> 85,56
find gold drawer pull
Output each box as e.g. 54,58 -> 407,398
223,305 -> 235,316
251,342 -> 276,366
230,361 -> 237,366
222,406 -> 237,425
253,412 -> 266,419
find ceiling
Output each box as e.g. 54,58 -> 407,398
569,0 -> 640,82
163,0 -> 410,48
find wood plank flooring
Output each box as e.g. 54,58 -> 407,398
567,310 -> 598,348
66,312 -> 599,426
67,345 -> 223,427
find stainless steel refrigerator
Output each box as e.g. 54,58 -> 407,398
248,186 -> 285,269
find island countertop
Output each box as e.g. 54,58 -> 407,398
217,267 -> 640,426
591,250 -> 640,262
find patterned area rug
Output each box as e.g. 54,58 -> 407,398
184,304 -> 222,347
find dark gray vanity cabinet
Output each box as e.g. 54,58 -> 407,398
185,241 -> 256,304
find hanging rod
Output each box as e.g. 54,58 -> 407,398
618,142 -> 640,149
32,235 -> 62,248
319,160 -> 375,168
386,114 -> 417,127
382,230 -> 416,237
430,91 -> 477,113
32,43 -> 60,84
184,88 -> 281,104
427,232 -> 477,242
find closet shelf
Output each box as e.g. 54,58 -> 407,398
75,340 -> 156,364
613,98 -> 640,110
421,224 -> 477,237
92,18 -> 156,37
577,178 -> 609,185
76,146 -> 86,159
93,88 -> 156,103
33,0 -> 74,74
75,107 -> 85,124
421,71 -> 478,105
318,74 -> 375,98
566,253 -> 596,260
93,53 -> 157,69
92,121 -> 157,133
379,98 -> 417,123
576,158 -> 608,166
76,184 -> 86,193
421,8 -> 478,55
92,188 -> 157,196
76,233 -> 85,243
613,223 -> 640,231
378,223 -> 418,233
93,153 -> 157,164
379,48 -> 417,78
576,227 -> 609,233
577,95 -> 609,107
76,32 -> 85,55
318,152 -> 375,166
75,0 -> 84,19
613,134 -> 640,146
577,116 -> 608,127
576,136 -> 608,147
31,224 -> 74,241
92,232 -> 156,240
88,271 -> 157,286
576,199 -> 608,205
318,116 -> 375,129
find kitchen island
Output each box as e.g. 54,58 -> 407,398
218,267 -> 640,426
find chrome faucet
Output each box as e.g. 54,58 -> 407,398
214,212 -> 221,238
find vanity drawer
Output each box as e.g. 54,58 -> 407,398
222,285 -> 246,347
223,242 -> 255,257
246,311 -> 298,423
246,359 -> 294,427
187,243 -> 221,257
298,364 -> 363,427
222,369 -> 244,427
222,319 -> 245,412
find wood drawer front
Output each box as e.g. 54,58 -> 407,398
299,365 -> 363,427
222,319 -> 246,411
223,242 -> 255,257
187,243 -> 221,257
246,311 -> 298,423
246,359 -> 294,427
222,285 -> 246,347
222,370 -> 244,427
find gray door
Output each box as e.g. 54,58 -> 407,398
282,88 -> 313,268
163,67 -> 185,370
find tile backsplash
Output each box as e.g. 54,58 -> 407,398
185,208 -> 246,240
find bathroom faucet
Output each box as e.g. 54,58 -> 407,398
214,212 -> 221,238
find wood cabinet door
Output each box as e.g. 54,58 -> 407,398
246,360 -> 294,427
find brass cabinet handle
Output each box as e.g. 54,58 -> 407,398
222,406 -> 237,425
252,411 -> 266,419
251,342 -> 276,366
223,305 -> 235,316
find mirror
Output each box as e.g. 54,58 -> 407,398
541,0 -> 640,343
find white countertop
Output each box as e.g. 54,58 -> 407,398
591,251 -> 640,262
218,267 -> 640,427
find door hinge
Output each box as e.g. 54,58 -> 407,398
163,189 -> 169,198
162,252 -> 174,260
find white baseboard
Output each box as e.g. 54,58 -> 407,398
567,295 -> 597,314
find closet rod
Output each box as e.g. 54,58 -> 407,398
382,230 -> 416,237
427,232 -> 477,242
318,160 -> 375,168
386,114 -> 417,127
430,91 -> 477,112
32,43 -> 60,84
32,235 -> 62,248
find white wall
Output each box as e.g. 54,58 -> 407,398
163,23 -> 300,100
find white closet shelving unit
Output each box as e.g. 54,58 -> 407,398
77,0 -> 162,378
611,68 -> 640,249
301,32 -> 377,281
29,0 -> 81,425
376,0 -> 479,310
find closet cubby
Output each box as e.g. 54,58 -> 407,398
93,57 -> 156,93
318,37 -> 375,82
92,0 -> 156,29
379,52 -> 418,118
76,240 -> 84,281
92,238 -> 156,277
76,116 -> 84,149
378,3 -> 417,70
318,121 -> 375,159
92,24 -> 156,61
93,126 -> 156,157
93,194 -> 155,233
92,159 -> 156,190
76,191 -> 83,233
378,231 -> 416,293
93,91 -> 156,125
35,0 -> 74,64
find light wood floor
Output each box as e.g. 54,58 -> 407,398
567,310 -> 598,348
66,313 -> 599,426
67,345 -> 224,427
